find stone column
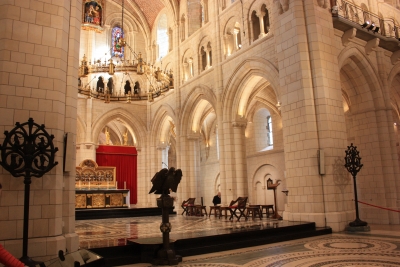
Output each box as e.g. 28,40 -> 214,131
186,133 -> 201,199
157,142 -> 169,169
188,58 -> 194,78
183,62 -> 189,82
258,11 -> 266,38
135,147 -> 148,207
205,47 -> 211,69
375,50 -> 400,224
77,98 -> 96,163
232,29 -> 240,52
0,0 -> 80,259
231,118 -> 248,197
276,0 -> 348,231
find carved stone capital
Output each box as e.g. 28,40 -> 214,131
157,143 -> 168,150
187,132 -> 201,140
232,118 -> 248,128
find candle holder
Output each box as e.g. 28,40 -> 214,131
0,118 -> 58,266
344,143 -> 369,230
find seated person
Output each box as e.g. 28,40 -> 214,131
212,192 -> 221,206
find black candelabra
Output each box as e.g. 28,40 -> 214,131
344,143 -> 367,227
0,118 -> 58,266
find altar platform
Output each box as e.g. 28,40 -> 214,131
75,206 -> 176,220
76,215 -> 332,266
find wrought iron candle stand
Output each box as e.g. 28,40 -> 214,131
344,143 -> 368,229
149,168 -> 182,265
154,194 -> 182,265
0,118 -> 58,266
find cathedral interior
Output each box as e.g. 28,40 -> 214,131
1,0 -> 400,265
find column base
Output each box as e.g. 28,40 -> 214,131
4,234 -> 79,262
282,210 -> 354,232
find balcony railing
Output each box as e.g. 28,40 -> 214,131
333,0 -> 399,40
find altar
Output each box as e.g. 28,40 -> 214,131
75,159 -> 130,209
75,189 -> 129,209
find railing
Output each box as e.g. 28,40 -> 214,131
333,0 -> 400,39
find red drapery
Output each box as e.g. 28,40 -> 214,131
96,145 -> 137,204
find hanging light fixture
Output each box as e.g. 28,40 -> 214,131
79,0 -> 174,102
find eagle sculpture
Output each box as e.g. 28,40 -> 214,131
149,167 -> 182,195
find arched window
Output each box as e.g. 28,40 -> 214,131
168,28 -> 173,51
235,22 -> 242,49
201,47 -> 207,71
262,5 -> 270,34
251,11 -> 261,41
181,14 -> 186,42
188,0 -> 202,36
200,42 -> 212,71
267,116 -> 273,146
254,108 -> 273,151
111,26 -> 124,58
200,0 -> 209,25
157,14 -> 169,60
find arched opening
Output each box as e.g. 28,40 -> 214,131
201,46 -> 207,71
253,108 -> 273,151
251,11 -> 260,41
262,4 -> 270,34
157,14 -> 169,60
188,0 -> 202,36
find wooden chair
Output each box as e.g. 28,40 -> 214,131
194,205 -> 208,216
261,204 -> 274,218
246,205 -> 262,220
209,206 -> 221,218
228,197 -> 248,221
181,198 -> 196,215
219,206 -> 231,219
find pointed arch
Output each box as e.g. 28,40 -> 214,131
223,58 -> 280,121
150,103 -> 177,144
91,108 -> 147,147
180,85 -> 217,136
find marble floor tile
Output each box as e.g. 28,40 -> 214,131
76,216 -> 400,266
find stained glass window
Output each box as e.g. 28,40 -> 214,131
112,26 -> 124,58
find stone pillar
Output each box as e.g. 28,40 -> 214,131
77,98 -> 96,163
231,118 -> 248,197
183,62 -> 189,82
0,0 -> 80,259
157,143 -> 169,169
135,147 -> 148,207
375,50 -> 400,224
186,133 -> 201,199
258,11 -> 266,38
205,48 -> 211,69
232,29 -> 239,52
188,58 -> 194,78
276,0 -> 349,231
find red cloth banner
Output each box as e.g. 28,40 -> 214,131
96,145 -> 137,204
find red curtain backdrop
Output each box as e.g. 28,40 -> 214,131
96,145 -> 137,204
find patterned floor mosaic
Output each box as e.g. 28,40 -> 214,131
76,215 -> 289,249
76,217 -> 400,267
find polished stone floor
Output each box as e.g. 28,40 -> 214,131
76,214 -> 290,249
76,216 -> 400,266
